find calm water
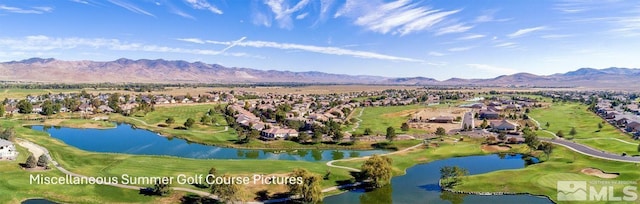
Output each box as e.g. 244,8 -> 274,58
31,124 -> 388,161
323,154 -> 552,204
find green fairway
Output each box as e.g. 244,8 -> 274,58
457,145 -> 640,204
353,104 -> 428,135
529,102 -> 639,154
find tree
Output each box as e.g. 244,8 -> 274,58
287,169 -> 322,203
401,122 -> 409,131
332,131 -> 344,142
545,122 -> 550,129
25,154 -> 37,168
435,127 -> 446,136
569,127 -> 577,137
0,105 -> 4,117
200,115 -> 212,125
556,130 -> 564,137
298,132 -> 310,143
206,167 -> 217,185
524,134 -> 540,151
497,132 -> 507,141
165,117 -> 175,125
597,122 -> 603,130
440,166 -> 469,188
0,128 -> 16,141
480,119 -> 488,129
184,118 -> 195,129
152,179 -> 171,196
363,128 -> 373,135
17,100 -> 33,114
211,174 -> 245,203
385,126 -> 396,141
360,154 -> 393,188
637,143 -> 640,153
539,142 -> 554,160
37,154 -> 48,167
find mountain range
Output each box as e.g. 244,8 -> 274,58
1,58 -> 639,88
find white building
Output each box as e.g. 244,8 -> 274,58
0,139 -> 18,160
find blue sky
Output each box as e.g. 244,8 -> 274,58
1,0 -> 639,80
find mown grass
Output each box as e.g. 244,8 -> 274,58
457,145 -> 640,204
353,105 -> 428,135
529,102 -> 639,154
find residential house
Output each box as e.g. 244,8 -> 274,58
98,105 -> 115,113
479,111 -> 500,120
260,127 -> 299,140
0,139 -> 18,160
626,121 -> 640,133
78,103 -> 94,113
32,105 -> 43,114
429,116 -> 454,123
490,119 -> 519,131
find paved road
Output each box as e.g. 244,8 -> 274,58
541,138 -> 640,163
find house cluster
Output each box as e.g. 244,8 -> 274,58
0,139 -> 18,160
463,97 -> 538,132
2,91 -> 238,116
595,100 -> 640,139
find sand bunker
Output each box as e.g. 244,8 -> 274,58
481,145 -> 511,152
581,168 -> 619,179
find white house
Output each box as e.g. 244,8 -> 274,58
261,127 -> 299,140
0,139 -> 18,160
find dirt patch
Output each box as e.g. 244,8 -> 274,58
481,145 -> 511,152
581,168 -> 619,179
405,107 -> 468,133
43,119 -> 111,129
17,140 -> 44,158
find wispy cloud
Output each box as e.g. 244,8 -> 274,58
457,34 -> 485,40
107,0 -> 155,17
428,51 -> 445,57
296,12 -> 308,20
541,34 -> 573,39
507,26 -> 546,38
264,0 -> 311,29
70,0 -> 90,4
335,0 -> 461,36
467,63 -> 517,75
474,9 -> 510,23
447,46 -> 472,52
0,5 -> 53,14
184,0 -> 222,14
180,37 -> 423,62
0,35 -> 253,58
435,23 -> 473,36
494,42 -> 517,48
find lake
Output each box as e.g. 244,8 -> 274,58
323,154 -> 552,204
30,124 -> 388,161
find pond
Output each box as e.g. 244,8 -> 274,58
21,199 -> 57,204
30,124 -> 388,161
323,154 -> 552,204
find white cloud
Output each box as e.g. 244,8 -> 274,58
335,0 -> 461,36
296,12 -> 308,20
107,0 -> 155,17
467,63 -> 517,75
447,46 -> 472,52
508,26 -> 546,38
186,37 -> 423,62
184,0 -> 222,14
541,34 -> 572,39
264,0 -> 311,29
0,5 -> 53,14
171,9 -> 195,19
435,23 -> 473,36
70,0 -> 90,4
457,34 -> 485,40
428,51 -> 445,56
177,38 -> 205,44
494,42 -> 517,48
0,35 -> 254,58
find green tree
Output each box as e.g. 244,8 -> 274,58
298,132 -> 310,143
545,122 -> 550,129
539,141 -> 554,160
206,167 -> 217,186
165,117 -> 175,125
200,115 -> 211,125
440,166 -> 469,188
17,100 -> 33,114
25,154 -> 37,168
152,179 -> 171,196
480,119 -> 488,129
385,126 -> 396,141
363,128 -> 373,135
333,130 -> 344,142
184,118 -> 195,129
361,154 -> 393,188
524,133 -> 540,151
0,105 -> 5,117
287,168 -> 322,203
497,132 -> 507,141
41,100 -> 55,115
569,127 -> 577,137
37,154 -> 48,167
0,128 -> 16,141
401,122 -> 409,131
211,174 -> 245,203
597,122 -> 603,130
637,143 -> 640,153
556,130 -> 564,137
435,127 -> 446,136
